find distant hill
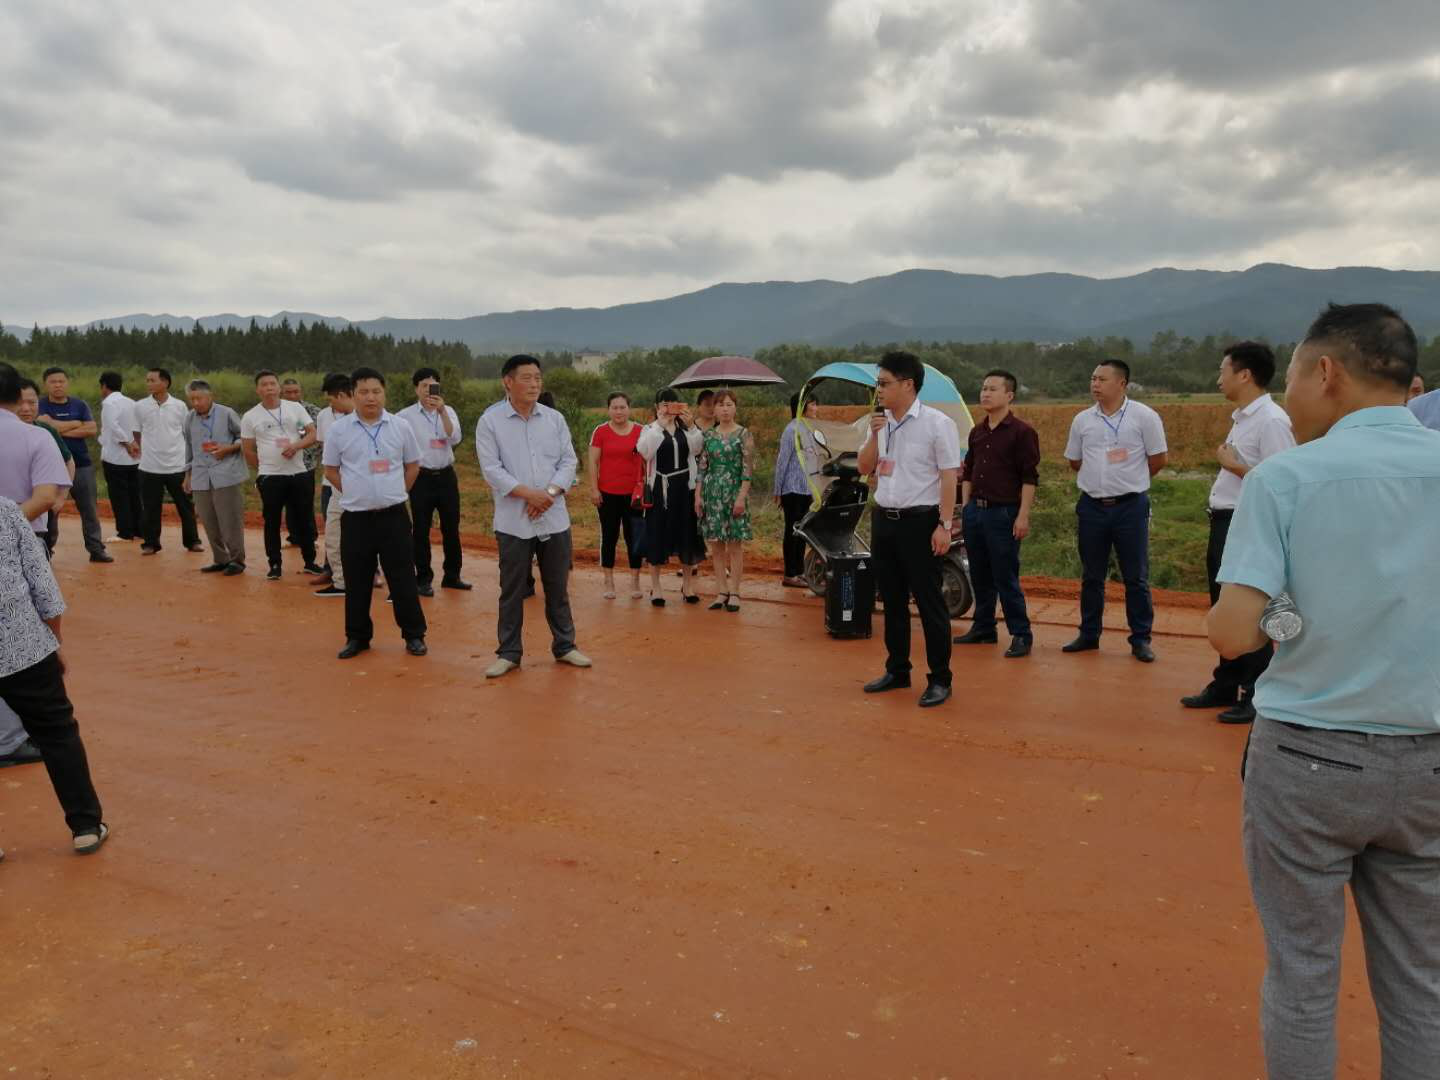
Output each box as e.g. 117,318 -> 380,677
11,264 -> 1440,351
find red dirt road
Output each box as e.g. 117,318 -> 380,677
2,525 -> 1382,1079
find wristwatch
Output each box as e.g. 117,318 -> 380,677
546,484 -> 564,497
939,518 -> 953,531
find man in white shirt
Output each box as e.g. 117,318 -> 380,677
857,350 -> 963,708
241,369 -> 320,581
133,366 -> 202,555
322,367 -> 426,659
312,373 -> 354,596
1062,360 -> 1169,662
97,371 -> 143,542
1182,342 -> 1295,724
397,367 -> 469,595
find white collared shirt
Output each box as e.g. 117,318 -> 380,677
98,392 -> 138,466
1065,397 -> 1168,498
861,398 -> 963,509
240,400 -> 314,476
134,394 -> 190,473
1208,393 -> 1295,510
322,410 -> 422,512
395,402 -> 462,469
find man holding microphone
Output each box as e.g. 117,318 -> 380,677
858,351 -> 961,708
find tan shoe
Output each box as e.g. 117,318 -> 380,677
556,649 -> 592,668
485,658 -> 518,679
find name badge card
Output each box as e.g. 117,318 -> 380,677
202,440 -> 219,453
276,437 -> 292,450
1106,447 -> 1127,464
369,458 -> 392,474
877,458 -> 896,477
430,438 -> 449,449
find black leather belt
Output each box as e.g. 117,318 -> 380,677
1206,506 -> 1235,518
973,498 -> 1018,509
1086,492 -> 1142,506
876,505 -> 939,520
343,503 -> 408,516
418,465 -> 454,475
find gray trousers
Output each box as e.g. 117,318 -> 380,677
193,484 -> 247,566
496,529 -> 576,662
324,493 -> 344,589
1243,716 -> 1440,1080
53,464 -> 107,557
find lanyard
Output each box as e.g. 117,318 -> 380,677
423,407 -> 443,437
1098,403 -> 1128,442
263,405 -> 286,431
885,412 -> 914,455
358,419 -> 386,456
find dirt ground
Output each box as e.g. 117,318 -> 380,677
1,522 -> 1383,1079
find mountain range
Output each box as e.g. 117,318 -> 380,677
9,263 -> 1440,352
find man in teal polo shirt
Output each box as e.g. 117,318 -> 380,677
1208,302 -> 1440,1079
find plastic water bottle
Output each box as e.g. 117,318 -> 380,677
1260,593 -> 1303,642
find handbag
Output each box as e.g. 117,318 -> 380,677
632,476 -> 651,512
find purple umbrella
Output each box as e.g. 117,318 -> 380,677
669,355 -> 786,390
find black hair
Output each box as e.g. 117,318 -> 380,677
41,366 -> 66,380
538,391 -> 555,409
148,367 -> 172,387
654,387 -> 679,405
1099,358 -> 1130,383
878,350 -> 925,393
502,354 -> 541,378
280,376 -> 301,386
412,367 -> 440,386
350,367 -> 386,388
606,390 -> 630,406
696,389 -> 716,405
1223,341 -> 1276,389
0,362 -> 20,405
984,369 -> 1018,395
1302,301 -> 1418,390
18,377 -> 39,395
322,373 -> 353,395
254,369 -> 278,384
99,371 -> 123,392
788,392 -> 801,417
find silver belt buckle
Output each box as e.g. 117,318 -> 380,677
883,508 -> 902,520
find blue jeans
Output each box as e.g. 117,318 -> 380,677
962,502 -> 1031,639
1076,493 -> 1153,644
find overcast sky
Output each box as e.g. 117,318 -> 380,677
4,0 -> 1440,326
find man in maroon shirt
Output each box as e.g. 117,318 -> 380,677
954,370 -> 1040,657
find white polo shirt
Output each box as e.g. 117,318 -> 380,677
395,402 -> 462,469
1065,398 -> 1168,498
861,398 -> 963,509
1208,393 -> 1295,511
134,393 -> 190,473
240,400 -> 314,477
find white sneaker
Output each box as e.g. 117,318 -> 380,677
556,649 -> 592,668
485,658 -> 518,679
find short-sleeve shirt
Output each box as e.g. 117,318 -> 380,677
1218,406 -> 1440,735
1208,394 -> 1295,510
134,394 -> 190,473
184,404 -> 248,491
589,422 -> 644,495
36,397 -> 94,467
1064,398 -> 1168,497
240,400 -> 314,477
0,410 -> 71,534
396,403 -> 463,470
316,405 -> 348,489
861,399 -> 963,509
322,411 -> 422,512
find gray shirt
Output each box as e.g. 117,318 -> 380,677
185,404 -> 249,490
475,399 -> 577,539
0,496 -> 65,678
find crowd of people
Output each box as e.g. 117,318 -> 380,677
3,301 -> 1440,1076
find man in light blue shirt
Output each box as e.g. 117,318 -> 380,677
1408,385 -> 1440,431
1209,302 -> 1440,1078
322,367 -> 427,661
474,355 -> 590,678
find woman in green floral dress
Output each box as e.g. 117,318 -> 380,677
694,390 -> 755,611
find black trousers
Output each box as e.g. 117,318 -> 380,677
0,651 -> 103,834
597,492 -> 643,569
140,469 -> 200,549
780,493 -> 811,577
258,472 -> 316,567
319,484 -> 332,571
340,504 -> 426,643
409,466 -> 462,585
1206,509 -> 1273,696
871,508 -> 952,687
103,461 -> 143,540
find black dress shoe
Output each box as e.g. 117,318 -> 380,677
1131,642 -> 1156,663
417,584 -> 435,598
1004,637 -> 1032,658
405,637 -> 428,656
1180,685 -> 1237,709
953,628 -> 998,645
918,682 -> 952,708
1061,636 -> 1100,653
200,563 -> 228,573
441,578 -> 473,591
337,639 -> 370,660
863,672 -> 912,693
89,552 -> 114,563
0,738 -> 43,768
1218,699 -> 1256,725
223,562 -> 245,576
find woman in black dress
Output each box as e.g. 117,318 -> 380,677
636,388 -> 705,606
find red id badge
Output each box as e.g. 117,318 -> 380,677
877,458 -> 896,477
201,440 -> 219,453
1106,447 -> 1127,464
369,458 -> 391,474
275,437 -> 292,450
430,438 -> 448,449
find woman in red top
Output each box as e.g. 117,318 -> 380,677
589,392 -> 646,599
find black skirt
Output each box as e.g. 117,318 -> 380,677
644,475 -> 706,566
